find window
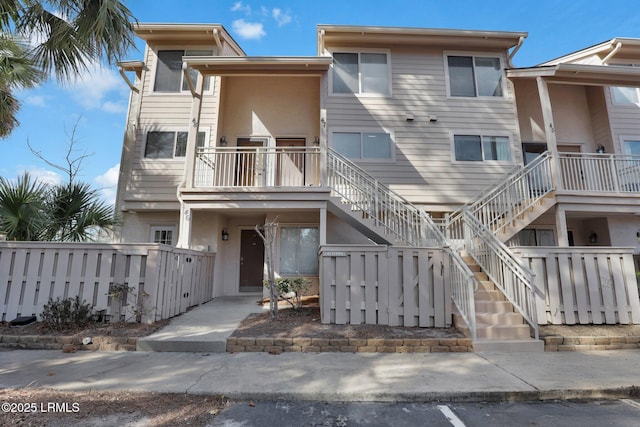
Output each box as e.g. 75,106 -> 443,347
610,64 -> 640,104
280,227 -> 319,275
623,140 -> 640,156
151,226 -> 175,245
154,50 -> 213,92
332,52 -> 389,95
517,229 -> 555,246
447,55 -> 503,97
144,131 -> 206,159
332,131 -> 393,161
453,135 -> 510,162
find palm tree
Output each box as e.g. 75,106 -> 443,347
0,0 -> 136,137
0,172 -> 48,240
45,181 -> 117,242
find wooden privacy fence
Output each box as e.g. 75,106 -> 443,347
0,242 -> 215,324
319,245 -> 451,327
512,247 -> 640,325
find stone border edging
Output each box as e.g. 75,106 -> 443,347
227,337 -> 473,353
543,336 -> 640,351
0,335 -> 137,351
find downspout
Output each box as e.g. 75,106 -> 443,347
507,36 -> 525,68
602,41 -> 623,65
213,28 -> 223,54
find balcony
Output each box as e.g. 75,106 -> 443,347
558,152 -> 640,193
194,146 -> 322,188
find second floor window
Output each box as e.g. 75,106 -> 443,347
610,64 -> 640,105
454,134 -> 510,162
144,131 -> 205,159
154,50 -> 213,92
332,131 -> 393,161
332,52 -> 389,95
447,55 -> 503,97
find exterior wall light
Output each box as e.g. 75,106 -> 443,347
221,229 -> 229,241
596,145 -> 605,154
219,136 -> 227,146
313,136 -> 320,145
589,232 -> 598,244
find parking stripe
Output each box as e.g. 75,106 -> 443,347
437,405 -> 466,427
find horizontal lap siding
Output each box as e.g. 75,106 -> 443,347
605,88 -> 640,150
123,47 -> 221,202
326,47 -> 521,208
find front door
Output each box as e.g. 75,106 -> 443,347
239,229 -> 265,292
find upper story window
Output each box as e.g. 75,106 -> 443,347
623,140 -> 640,156
610,64 -> 640,105
331,52 -> 390,95
447,55 -> 503,97
453,134 -> 511,162
332,131 -> 393,161
144,131 -> 206,159
154,50 -> 213,93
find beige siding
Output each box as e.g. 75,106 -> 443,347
122,44 -> 222,203
325,47 -> 522,210
586,86 -> 613,150
549,85 -> 595,145
604,87 -> 640,152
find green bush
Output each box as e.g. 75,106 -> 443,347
275,277 -> 311,310
41,296 -> 93,330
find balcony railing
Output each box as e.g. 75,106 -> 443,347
559,152 -> 640,193
194,146 -> 321,188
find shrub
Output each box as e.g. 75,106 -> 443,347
275,277 -> 311,310
41,296 -> 93,330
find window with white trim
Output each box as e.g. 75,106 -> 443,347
151,226 -> 175,245
447,55 -> 503,97
332,131 -> 393,161
154,50 -> 213,92
331,52 -> 390,95
279,227 -> 319,275
610,64 -> 640,104
144,131 -> 206,159
623,140 -> 640,156
453,134 -> 510,162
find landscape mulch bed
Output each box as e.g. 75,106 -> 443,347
231,306 -> 465,339
0,319 -> 169,339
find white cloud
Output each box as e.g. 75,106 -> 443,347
24,95 -> 47,107
231,1 -> 251,15
66,64 -> 127,114
17,166 -> 62,186
272,8 -> 292,27
94,163 -> 120,206
232,19 -> 266,40
102,101 -> 127,114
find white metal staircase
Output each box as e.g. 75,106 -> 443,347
444,152 -> 556,351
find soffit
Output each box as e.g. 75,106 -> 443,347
319,25 -> 527,50
508,63 -> 640,87
185,56 -> 332,76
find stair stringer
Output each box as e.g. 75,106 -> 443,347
495,193 -> 557,242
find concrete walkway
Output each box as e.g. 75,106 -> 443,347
1,349 -> 640,402
136,295 -> 265,352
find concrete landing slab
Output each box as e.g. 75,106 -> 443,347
136,295 -> 264,352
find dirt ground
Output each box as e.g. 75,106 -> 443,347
0,318 -> 169,338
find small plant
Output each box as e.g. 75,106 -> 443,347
107,283 -> 150,323
41,296 -> 93,330
269,277 -> 311,310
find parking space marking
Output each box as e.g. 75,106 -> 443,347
437,405 -> 466,427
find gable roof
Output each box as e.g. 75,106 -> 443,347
133,23 -> 246,56
540,38 -> 640,66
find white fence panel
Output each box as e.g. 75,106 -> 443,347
513,247 -> 640,325
319,245 -> 450,327
0,242 -> 215,324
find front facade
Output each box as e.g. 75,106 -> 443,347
116,23 -> 640,349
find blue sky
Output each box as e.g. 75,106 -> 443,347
3,0 -> 640,205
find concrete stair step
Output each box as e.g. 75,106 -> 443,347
476,312 -> 525,326
477,280 -> 496,291
475,300 -> 515,313
476,324 -> 532,340
473,272 -> 489,281
475,289 -> 503,301
473,339 -> 544,353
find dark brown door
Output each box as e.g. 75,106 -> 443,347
239,229 -> 265,292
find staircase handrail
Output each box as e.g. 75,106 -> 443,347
460,209 -> 539,339
326,147 -> 445,246
449,151 -> 553,232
